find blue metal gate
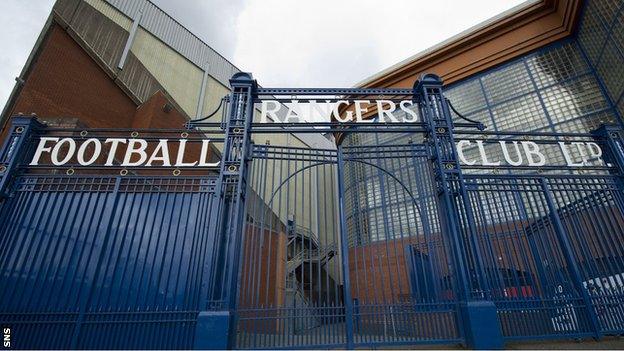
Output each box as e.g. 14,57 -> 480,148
0,121 -> 223,349
233,140 -> 461,349
1,72 -> 624,349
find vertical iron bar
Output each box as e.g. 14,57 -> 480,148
70,176 -> 122,349
336,145 -> 355,348
540,178 -> 601,339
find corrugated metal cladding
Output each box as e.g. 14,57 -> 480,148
104,0 -> 240,88
69,1 -> 130,71
54,0 -> 167,107
52,0 -> 335,149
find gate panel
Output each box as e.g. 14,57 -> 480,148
0,175 -> 217,349
341,140 -> 461,347
0,176 -> 116,349
462,176 -> 597,340
76,177 -> 215,349
235,145 -> 343,349
547,177 -> 624,335
5,73 -> 624,349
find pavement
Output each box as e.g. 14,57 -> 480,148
506,336 -> 624,350
376,336 -> 624,349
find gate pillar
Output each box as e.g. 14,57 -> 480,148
594,125 -> 624,211
195,73 -> 256,349
415,74 -> 504,349
0,115 -> 45,198
594,125 -> 624,172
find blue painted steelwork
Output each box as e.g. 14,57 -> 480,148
227,73 -> 624,349
336,145 -> 355,348
195,73 -> 257,349
0,117 -> 44,197
1,73 -> 624,349
0,173 -> 219,348
416,74 -> 503,349
0,120 -> 223,349
541,177 -> 601,339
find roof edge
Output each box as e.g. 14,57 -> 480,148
355,0 -> 581,88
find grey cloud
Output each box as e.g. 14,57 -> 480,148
231,0 -> 526,88
0,0 -> 54,109
150,0 -> 245,60
0,0 -> 527,111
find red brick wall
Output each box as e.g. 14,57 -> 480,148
132,90 -> 188,129
0,22 -> 211,175
238,225 -> 287,333
348,234 -> 451,303
348,237 -> 423,303
3,23 -> 192,136
7,24 -> 137,129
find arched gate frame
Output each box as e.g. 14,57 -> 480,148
193,73 -> 624,349
1,72 -> 624,349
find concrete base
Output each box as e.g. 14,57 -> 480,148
460,300 -> 504,350
194,311 -> 231,349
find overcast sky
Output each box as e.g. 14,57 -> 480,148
0,0 -> 526,107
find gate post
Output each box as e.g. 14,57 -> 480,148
594,125 -> 624,172
195,73 -> 256,349
0,115 -> 45,198
415,74 -> 503,349
593,124 -> 624,220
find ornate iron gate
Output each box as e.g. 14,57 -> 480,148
0,121 -> 223,349
1,72 -> 624,349
233,140 -> 460,349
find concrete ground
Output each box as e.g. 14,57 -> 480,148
506,336 -> 624,349
374,336 -> 624,349
237,322 -> 624,349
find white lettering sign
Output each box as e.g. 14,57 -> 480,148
29,138 -> 220,168
29,137 -> 606,169
455,140 -> 605,167
259,99 -> 418,123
